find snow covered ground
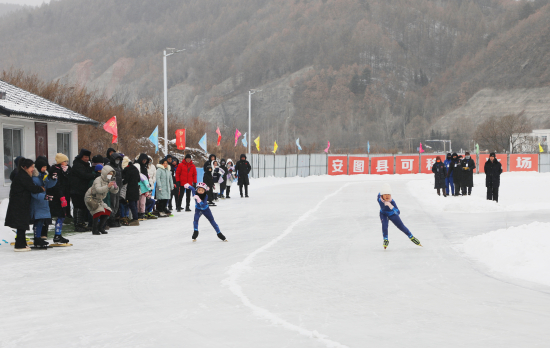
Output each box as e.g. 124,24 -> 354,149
1,173 -> 550,347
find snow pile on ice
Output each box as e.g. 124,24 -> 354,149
462,222 -> 550,287
0,198 -> 15,246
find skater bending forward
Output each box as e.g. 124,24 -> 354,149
377,183 -> 421,249
184,182 -> 227,242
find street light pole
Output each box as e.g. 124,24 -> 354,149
163,48 -> 185,155
248,89 -> 261,155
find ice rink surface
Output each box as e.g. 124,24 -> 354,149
1,173 -> 549,348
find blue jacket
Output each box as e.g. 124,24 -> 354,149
188,186 -> 210,211
30,170 -> 58,220
444,159 -> 453,177
377,193 -> 400,217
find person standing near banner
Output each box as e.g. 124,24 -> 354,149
175,154 -> 197,212
443,153 -> 455,196
484,152 -> 502,202
460,152 -> 476,196
70,149 -> 96,232
431,156 -> 446,197
235,154 -> 251,198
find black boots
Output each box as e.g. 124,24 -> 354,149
53,235 -> 69,244
92,218 -> 101,235
217,233 -> 227,241
74,208 -> 88,232
99,215 -> 109,234
34,238 -> 49,247
192,230 -> 199,241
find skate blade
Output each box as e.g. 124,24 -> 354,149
223,240 -> 228,242
11,242 -> 34,246
50,243 -> 73,247
192,239 -> 197,242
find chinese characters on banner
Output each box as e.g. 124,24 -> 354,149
395,156 -> 418,174
371,156 -> 394,175
348,156 -> 369,175
420,155 -> 438,174
175,129 -> 186,150
509,154 -> 538,172
328,156 -> 348,175
477,154 -> 507,173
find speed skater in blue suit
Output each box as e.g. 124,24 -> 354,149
184,182 -> 227,242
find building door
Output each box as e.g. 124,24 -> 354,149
35,122 -> 48,160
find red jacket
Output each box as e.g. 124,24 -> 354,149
176,161 -> 197,185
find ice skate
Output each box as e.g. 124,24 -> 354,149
217,233 -> 227,242
53,235 -> 69,244
192,230 -> 199,242
410,236 -> 422,246
383,239 -> 389,249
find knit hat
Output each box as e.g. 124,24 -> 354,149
78,148 -> 91,158
92,155 -> 104,164
490,152 -> 496,157
184,154 -> 192,159
55,153 -> 69,164
95,164 -> 103,172
380,183 -> 392,195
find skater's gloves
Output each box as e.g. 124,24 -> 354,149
60,197 -> 67,207
184,183 -> 190,189
194,195 -> 201,203
384,201 -> 394,209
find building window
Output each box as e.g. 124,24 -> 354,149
57,133 -> 71,160
3,128 -> 22,184
542,136 -> 548,143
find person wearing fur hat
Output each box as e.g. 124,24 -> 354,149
377,183 -> 422,249
85,165 -> 119,235
183,182 -> 227,242
235,154 -> 251,197
431,156 -> 446,197
47,153 -> 72,243
224,159 -> 236,198
175,154 -> 197,212
30,157 -> 58,247
70,149 -> 96,232
484,152 -> 502,202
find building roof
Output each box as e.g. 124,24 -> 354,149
0,79 -> 99,126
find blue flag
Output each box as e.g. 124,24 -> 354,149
242,133 -> 247,147
368,141 -> 370,154
149,126 -> 159,153
296,138 -> 302,151
198,133 -> 207,153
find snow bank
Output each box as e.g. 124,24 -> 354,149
462,222 -> 550,287
0,198 -> 15,246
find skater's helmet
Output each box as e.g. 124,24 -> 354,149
196,182 -> 209,191
380,183 -> 392,195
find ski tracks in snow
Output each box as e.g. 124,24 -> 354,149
223,183 -> 352,348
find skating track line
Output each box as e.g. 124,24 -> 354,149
223,182 -> 353,348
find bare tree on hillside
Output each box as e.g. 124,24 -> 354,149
474,112 -> 533,153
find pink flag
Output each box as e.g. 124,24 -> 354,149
235,129 -> 241,146
419,142 -> 425,153
216,127 -> 222,146
324,141 -> 330,153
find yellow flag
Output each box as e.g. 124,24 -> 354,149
539,143 -> 544,153
273,141 -> 278,154
254,136 -> 260,151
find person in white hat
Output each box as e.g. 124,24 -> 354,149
378,183 -> 422,249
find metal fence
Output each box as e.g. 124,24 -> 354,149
249,153 -> 328,178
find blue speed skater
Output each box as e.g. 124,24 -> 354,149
184,182 -> 227,242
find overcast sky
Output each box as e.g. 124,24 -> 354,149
3,0 -> 51,6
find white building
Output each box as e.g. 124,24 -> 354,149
512,129 -> 550,153
0,80 -> 98,198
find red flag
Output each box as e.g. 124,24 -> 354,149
103,116 -> 118,144
216,127 -> 222,146
176,129 -> 186,150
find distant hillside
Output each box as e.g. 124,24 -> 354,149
0,0 -> 549,152
0,3 -> 22,17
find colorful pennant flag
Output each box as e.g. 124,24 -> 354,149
103,116 -> 118,144
216,127 -> 222,146
419,142 -> 425,153
235,129 -> 242,146
296,138 -> 302,151
149,126 -> 159,153
539,143 -> 544,153
254,136 -> 260,151
324,141 -> 330,153
273,141 -> 278,154
242,133 -> 248,147
175,129 -> 186,150
198,133 -> 207,153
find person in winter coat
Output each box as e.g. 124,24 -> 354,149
453,155 -> 464,196
122,157 -> 141,225
202,161 -> 216,206
169,156 -> 179,210
431,156 -> 447,197
443,153 -> 455,196
9,155 -> 23,182
85,165 -> 119,235
235,154 -> 251,197
212,160 -> 225,202
47,153 -> 71,244
219,159 -> 228,199
30,157 -> 58,247
147,155 -> 157,191
104,148 -> 116,165
5,158 -> 45,251
183,182 -> 227,242
484,152 -> 502,202
107,152 -> 123,227
460,152 -> 476,196
156,158 -> 173,217
377,183 -> 422,250
225,159 -> 236,198
138,172 -> 154,219
70,149 -> 96,232
175,154 -> 197,212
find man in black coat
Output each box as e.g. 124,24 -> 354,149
235,154 -> 251,198
108,152 -> 123,227
122,161 -> 141,222
484,152 -> 502,202
203,154 -> 217,205
69,149 -> 95,231
460,151 -> 476,196
431,156 -> 446,196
